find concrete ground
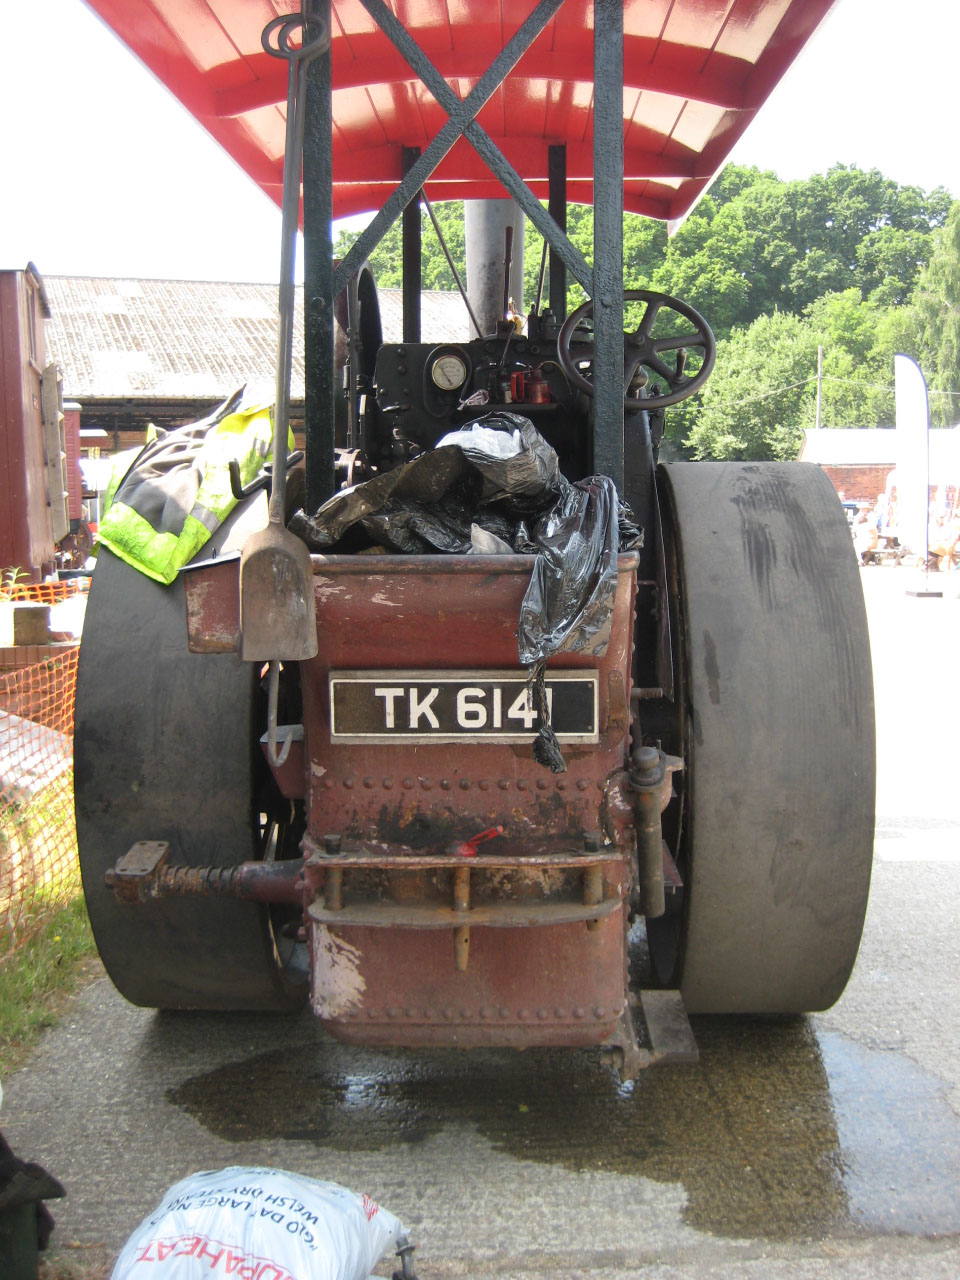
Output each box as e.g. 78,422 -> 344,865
5,562 -> 960,1279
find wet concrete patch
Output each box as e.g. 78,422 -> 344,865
166,1014 -> 960,1243
167,1013 -> 960,1243
819,1031 -> 960,1235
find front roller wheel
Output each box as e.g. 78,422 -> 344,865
652,462 -> 875,1014
74,546 -> 306,1011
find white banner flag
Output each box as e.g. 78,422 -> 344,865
894,354 -> 930,557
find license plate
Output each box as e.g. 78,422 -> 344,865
329,670 -> 599,744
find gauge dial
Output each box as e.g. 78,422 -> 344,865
431,353 -> 467,391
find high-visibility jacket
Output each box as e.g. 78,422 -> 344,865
97,388 -> 284,585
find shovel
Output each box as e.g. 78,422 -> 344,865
239,12 -> 328,664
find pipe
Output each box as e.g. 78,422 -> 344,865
464,200 -> 525,337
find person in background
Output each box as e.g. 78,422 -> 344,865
853,506 -> 879,566
927,512 -> 960,571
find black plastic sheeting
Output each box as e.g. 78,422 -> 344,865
290,414 -> 642,770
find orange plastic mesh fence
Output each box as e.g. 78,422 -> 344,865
7,579 -> 90,605
0,650 -> 80,956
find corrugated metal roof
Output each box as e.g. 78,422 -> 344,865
43,276 -> 470,401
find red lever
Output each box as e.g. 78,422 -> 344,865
455,825 -> 504,858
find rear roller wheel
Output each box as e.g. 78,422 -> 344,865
651,462 -> 875,1014
75,543 -> 307,1011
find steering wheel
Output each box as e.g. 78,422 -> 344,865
556,289 -> 716,410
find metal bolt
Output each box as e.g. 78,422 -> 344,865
633,745 -> 660,776
402,777 -> 415,790
382,776 -> 394,790
325,867 -> 343,911
583,831 -> 603,852
323,833 -> 342,854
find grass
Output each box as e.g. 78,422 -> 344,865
0,895 -> 109,1279
39,1247 -> 111,1280
0,894 -> 101,1078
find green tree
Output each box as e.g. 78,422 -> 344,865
909,201 -> 960,425
686,312 -> 820,460
652,198 -> 752,338
803,290 -> 896,427
701,163 -> 948,322
683,289 -> 908,459
333,200 -> 468,291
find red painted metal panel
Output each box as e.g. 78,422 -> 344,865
0,271 -> 55,579
310,915 -> 630,1048
84,0 -> 835,221
299,553 -> 638,851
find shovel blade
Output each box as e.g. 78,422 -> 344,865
239,524 -> 318,661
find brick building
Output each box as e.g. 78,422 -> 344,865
798,427 -> 960,507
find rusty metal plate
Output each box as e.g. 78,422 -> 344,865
300,554 -> 638,848
310,910 -> 629,1049
637,989 -> 699,1066
182,557 -> 241,653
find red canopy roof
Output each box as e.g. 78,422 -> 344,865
86,0 -> 835,222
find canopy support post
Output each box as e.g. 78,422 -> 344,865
591,0 -> 624,493
548,144 -> 567,319
402,147 -> 422,344
302,0 -> 336,511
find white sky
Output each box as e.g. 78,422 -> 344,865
1,0 -> 958,283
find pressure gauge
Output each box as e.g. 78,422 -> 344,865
431,352 -> 468,391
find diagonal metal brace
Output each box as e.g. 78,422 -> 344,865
356,0 -> 592,293
335,0 -> 591,295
